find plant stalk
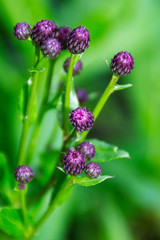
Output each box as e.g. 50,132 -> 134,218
20,190 -> 28,229
26,59 -> 56,163
63,54 -> 76,136
17,46 -> 40,166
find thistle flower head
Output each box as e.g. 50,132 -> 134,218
13,22 -> 31,40
63,58 -> 82,76
76,89 -> 88,104
63,147 -> 86,176
55,26 -> 72,49
14,165 -> 34,190
41,38 -> 61,58
76,142 -> 95,160
31,20 -> 57,45
110,51 -> 134,76
85,162 -> 101,179
67,26 -> 90,54
69,107 -> 94,132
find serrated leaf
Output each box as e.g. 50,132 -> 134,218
73,175 -> 113,186
87,139 -> 130,162
0,208 -> 24,237
114,84 -> 133,91
56,82 -> 79,128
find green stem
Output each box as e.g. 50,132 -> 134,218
17,46 -> 40,166
28,177 -> 72,238
26,59 -> 56,164
77,75 -> 119,143
63,54 -> 76,136
20,190 -> 28,228
93,74 -> 119,120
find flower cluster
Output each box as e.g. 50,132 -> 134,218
63,142 -> 101,179
13,20 -> 90,59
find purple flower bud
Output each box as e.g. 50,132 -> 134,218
31,20 -> 57,45
41,38 -> 61,58
13,22 -> 31,40
63,58 -> 83,76
85,162 -> 101,179
69,107 -> 94,132
67,26 -> 90,54
14,165 -> 34,189
55,26 -> 72,49
63,148 -> 86,176
76,89 -> 88,104
76,142 -> 95,160
110,51 -> 134,76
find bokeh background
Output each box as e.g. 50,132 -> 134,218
0,0 -> 160,239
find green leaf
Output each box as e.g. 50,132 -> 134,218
56,82 -> 79,128
17,82 -> 29,121
0,208 -> 24,237
104,58 -> 110,68
0,152 -> 11,191
28,67 -> 45,73
114,84 -> 133,91
18,79 -> 37,124
73,175 -> 114,186
56,166 -> 65,173
87,139 -> 130,162
40,150 -> 60,184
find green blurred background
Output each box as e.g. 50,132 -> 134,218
0,0 -> 160,239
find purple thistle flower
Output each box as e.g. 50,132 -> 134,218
41,38 -> 61,58
76,89 -> 88,104
69,107 -> 94,132
31,20 -> 57,45
85,162 -> 101,179
13,22 -> 31,40
63,58 -> 83,76
67,26 -> 90,54
76,142 -> 95,160
63,148 -> 86,176
55,26 -> 72,49
14,165 -> 34,190
110,51 -> 134,76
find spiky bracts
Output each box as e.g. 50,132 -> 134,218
110,51 -> 134,76
67,26 -> 90,54
55,26 -> 72,49
63,148 -> 86,176
69,107 -> 94,132
41,38 -> 61,58
31,20 -> 57,45
13,22 -> 31,40
76,142 -> 95,160
85,162 -> 101,179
